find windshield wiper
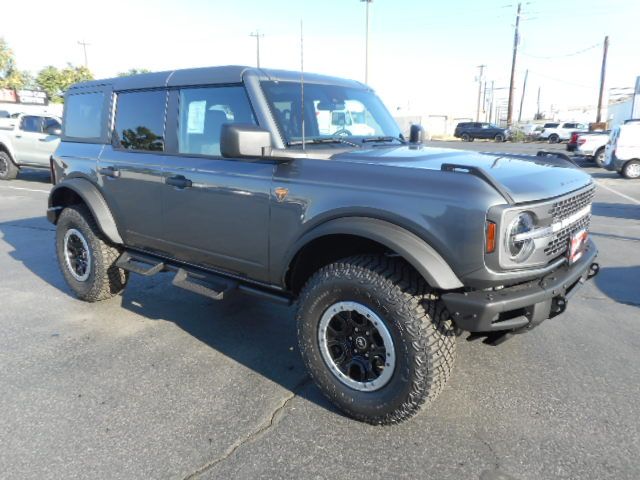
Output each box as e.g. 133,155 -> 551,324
287,137 -> 360,147
361,136 -> 405,144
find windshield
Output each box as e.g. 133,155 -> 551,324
261,81 -> 401,144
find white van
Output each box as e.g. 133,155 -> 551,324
316,100 -> 375,137
604,120 -> 640,179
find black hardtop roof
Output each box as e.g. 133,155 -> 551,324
67,65 -> 366,93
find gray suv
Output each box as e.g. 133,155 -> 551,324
48,66 -> 600,424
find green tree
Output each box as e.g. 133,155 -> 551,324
0,37 -> 30,89
117,68 -> 151,77
35,64 -> 94,103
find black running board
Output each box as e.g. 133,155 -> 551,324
171,268 -> 237,301
115,251 -> 165,276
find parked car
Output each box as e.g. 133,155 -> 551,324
540,122 -> 588,143
576,132 -> 609,166
604,121 -> 640,178
48,66 -> 599,424
0,113 -> 62,180
454,122 -> 509,142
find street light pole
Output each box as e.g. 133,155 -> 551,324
249,30 -> 264,68
77,40 -> 90,68
361,0 -> 373,84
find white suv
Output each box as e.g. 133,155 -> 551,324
540,122 -> 588,143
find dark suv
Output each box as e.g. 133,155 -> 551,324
454,122 -> 509,142
48,66 -> 599,424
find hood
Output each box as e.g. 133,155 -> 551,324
331,145 -> 592,204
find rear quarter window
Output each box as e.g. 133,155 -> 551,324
64,92 -> 105,139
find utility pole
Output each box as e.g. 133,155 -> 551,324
506,3 -> 521,127
77,40 -> 90,68
596,35 -> 609,123
518,69 -> 528,122
536,86 -> 541,119
476,64 -> 486,122
488,80 -> 495,123
361,0 -> 373,84
249,30 -> 264,68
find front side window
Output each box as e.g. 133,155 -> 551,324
20,116 -> 43,133
261,81 -> 401,144
178,85 -> 256,156
44,117 -> 61,132
65,92 -> 104,138
114,90 -> 166,151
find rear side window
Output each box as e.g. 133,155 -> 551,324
114,90 -> 166,151
178,85 -> 255,156
65,92 -> 104,138
20,116 -> 43,133
544,123 -> 559,128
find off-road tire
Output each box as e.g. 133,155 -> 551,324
296,255 -> 457,425
494,133 -> 505,142
56,205 -> 128,302
622,160 -> 640,179
548,134 -> 560,144
0,151 -> 18,180
593,147 -> 606,167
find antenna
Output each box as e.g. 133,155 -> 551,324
300,19 -> 306,151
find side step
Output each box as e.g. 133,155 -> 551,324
115,251 -> 165,276
171,268 -> 237,301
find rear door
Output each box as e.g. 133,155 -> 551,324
97,89 -> 168,251
160,84 -> 273,282
13,115 -> 45,164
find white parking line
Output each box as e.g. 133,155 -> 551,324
0,185 -> 50,194
596,181 -> 640,205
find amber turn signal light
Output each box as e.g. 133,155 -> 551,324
485,221 -> 496,253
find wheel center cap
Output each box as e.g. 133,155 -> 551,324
355,336 -> 368,350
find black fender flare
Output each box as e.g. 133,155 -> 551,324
47,178 -> 124,244
284,217 -> 463,290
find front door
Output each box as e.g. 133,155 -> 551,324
13,115 -> 45,164
160,84 -> 273,282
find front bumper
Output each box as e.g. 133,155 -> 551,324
442,240 -> 598,333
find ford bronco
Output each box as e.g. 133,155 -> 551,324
47,66 -> 599,424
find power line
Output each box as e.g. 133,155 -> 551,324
521,42 -> 600,60
77,40 -> 90,68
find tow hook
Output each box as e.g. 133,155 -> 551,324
588,262 -> 600,279
551,296 -> 567,316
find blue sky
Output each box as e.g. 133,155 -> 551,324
5,0 -> 639,119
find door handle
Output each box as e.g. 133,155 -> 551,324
99,166 -> 120,178
38,138 -> 49,142
166,175 -> 192,189
15,135 -> 21,139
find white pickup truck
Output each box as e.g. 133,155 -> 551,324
576,132 -> 609,167
0,113 -> 62,180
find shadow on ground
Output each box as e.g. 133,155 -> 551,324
15,168 -> 51,184
0,216 -> 339,417
594,266 -> 640,308
592,202 -> 640,221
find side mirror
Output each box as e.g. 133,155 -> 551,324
220,124 -> 272,158
409,124 -> 424,144
46,126 -> 62,136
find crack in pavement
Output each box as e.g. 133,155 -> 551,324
1,223 -> 55,232
183,377 -> 310,480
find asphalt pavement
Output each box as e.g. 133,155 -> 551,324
0,143 -> 639,480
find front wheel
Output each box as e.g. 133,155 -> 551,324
494,133 -> 505,142
296,255 -> 457,425
0,151 -> 18,180
548,134 -> 560,144
622,160 -> 640,179
56,205 -> 129,302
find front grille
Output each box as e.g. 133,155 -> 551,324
548,186 -> 595,222
544,214 -> 591,258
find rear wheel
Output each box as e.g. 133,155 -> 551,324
622,160 -> 640,179
461,133 -> 471,142
56,204 -> 128,302
0,151 -> 18,180
593,148 -> 606,167
494,133 -> 505,142
296,255 -> 457,425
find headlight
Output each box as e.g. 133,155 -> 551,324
506,212 -> 536,262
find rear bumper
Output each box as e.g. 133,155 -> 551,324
442,240 -> 598,333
